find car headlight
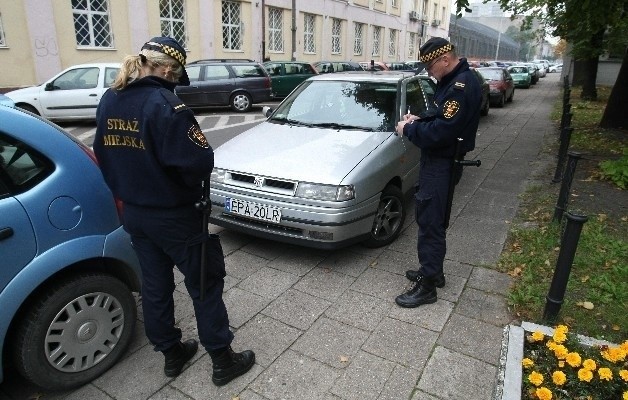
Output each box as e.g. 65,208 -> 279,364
210,168 -> 226,183
295,182 -> 355,201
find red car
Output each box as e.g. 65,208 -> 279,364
477,67 -> 515,107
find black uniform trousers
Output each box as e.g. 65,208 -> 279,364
414,155 -> 453,279
123,204 -> 234,353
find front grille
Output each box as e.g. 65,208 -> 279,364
221,213 -> 303,235
228,172 -> 296,193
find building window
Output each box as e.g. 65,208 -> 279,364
331,18 -> 342,54
72,0 -> 113,48
0,14 -> 5,47
408,32 -> 416,58
392,0 -> 398,7
372,26 -> 381,56
388,29 -> 396,57
222,1 -> 241,50
303,14 -> 315,54
160,0 -> 186,48
268,8 -> 283,52
353,22 -> 363,55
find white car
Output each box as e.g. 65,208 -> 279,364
209,71 -> 438,249
5,63 -> 120,121
549,63 -> 563,73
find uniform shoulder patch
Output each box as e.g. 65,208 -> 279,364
159,89 -> 189,113
453,81 -> 466,90
442,99 -> 460,119
188,124 -> 209,148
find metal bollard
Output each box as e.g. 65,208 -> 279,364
543,212 -> 588,322
559,106 -> 572,135
552,128 -> 575,184
553,151 -> 582,220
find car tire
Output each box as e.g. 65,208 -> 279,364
480,98 -> 489,116
496,93 -> 505,108
508,89 -> 514,102
363,185 -> 406,248
17,104 -> 39,115
230,92 -> 252,113
12,273 -> 136,391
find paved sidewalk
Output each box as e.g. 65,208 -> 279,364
0,74 -> 561,400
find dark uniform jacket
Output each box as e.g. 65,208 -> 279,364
94,76 -> 213,208
403,58 -> 481,158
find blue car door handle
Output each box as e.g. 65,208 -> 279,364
0,227 -> 14,240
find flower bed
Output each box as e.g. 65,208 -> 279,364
495,322 -> 627,400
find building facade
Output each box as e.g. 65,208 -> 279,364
0,0 -> 451,90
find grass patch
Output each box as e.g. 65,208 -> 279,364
499,84 -> 627,344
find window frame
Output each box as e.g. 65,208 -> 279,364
331,18 -> 342,55
71,0 -> 114,48
159,0 -> 187,48
222,0 -> 242,51
303,13 -> 315,54
268,7 -> 284,53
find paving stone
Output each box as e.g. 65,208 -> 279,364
324,289 -> 391,332
241,238 -> 294,260
291,317 -> 369,368
225,250 -> 269,280
417,346 -> 497,400
318,249 -> 377,277
234,315 -> 302,367
267,246 -> 328,276
437,313 -> 504,366
385,231 -> 417,255
371,249 -> 417,276
223,286 -> 271,329
362,317 -> 438,368
237,266 -> 299,299
250,350 -> 340,400
147,385 -> 195,400
349,268 -> 407,301
390,298 -> 454,332
377,363 -> 422,400
293,267 -> 356,301
237,389 -> 271,400
262,289 -> 331,330
330,351 -> 395,400
468,266 -> 512,295
455,286 -> 514,327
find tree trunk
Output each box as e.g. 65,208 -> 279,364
600,46 -> 628,129
579,57 -> 599,100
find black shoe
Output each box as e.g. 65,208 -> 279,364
210,347 -> 255,386
164,339 -> 199,377
405,270 -> 446,287
395,278 -> 437,308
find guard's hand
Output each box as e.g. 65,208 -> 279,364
395,121 -> 406,137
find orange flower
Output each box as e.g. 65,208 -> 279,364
565,352 -> 581,367
552,370 -> 566,386
578,368 -> 594,382
601,346 -> 626,363
535,387 -> 552,400
529,371 -> 544,386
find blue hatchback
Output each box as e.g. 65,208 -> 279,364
0,104 -> 141,390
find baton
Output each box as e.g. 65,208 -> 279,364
195,179 -> 211,301
444,138 -> 481,229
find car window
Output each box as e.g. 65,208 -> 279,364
0,133 -> 53,196
205,65 -> 230,80
52,67 -> 99,90
406,80 -> 428,115
264,63 -> 281,76
186,65 -> 203,82
285,64 -> 304,75
104,67 -> 120,87
232,65 -> 265,78
510,67 -> 527,74
479,69 -> 503,80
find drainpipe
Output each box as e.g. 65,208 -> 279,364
291,0 -> 297,61
261,0 -> 266,61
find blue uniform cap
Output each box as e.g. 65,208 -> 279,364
141,37 -> 190,86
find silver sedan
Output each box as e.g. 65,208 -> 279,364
209,71 -> 436,249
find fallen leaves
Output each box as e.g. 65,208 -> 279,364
576,301 -> 595,310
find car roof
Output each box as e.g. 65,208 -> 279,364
189,59 -> 258,64
63,63 -> 121,68
306,70 -> 420,83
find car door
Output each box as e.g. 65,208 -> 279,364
176,64 -> 207,106
264,62 -> 287,97
38,66 -> 103,119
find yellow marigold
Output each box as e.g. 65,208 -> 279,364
558,361 -> 565,368
582,359 -> 596,371
553,345 -> 568,360
529,371 -> 544,386
522,358 -> 534,368
620,369 -> 628,382
529,330 -> 545,342
601,346 -> 626,363
565,352 -> 581,367
620,340 -> 628,352
624,391 -> 628,400
578,368 -> 594,382
552,330 -> 567,344
552,370 -> 567,386
555,324 -> 568,333
546,340 -> 557,351
598,367 -> 613,381
535,387 -> 552,400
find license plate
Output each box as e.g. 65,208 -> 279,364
225,197 -> 282,223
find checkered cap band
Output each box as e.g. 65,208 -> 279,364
142,41 -> 186,67
420,43 -> 453,63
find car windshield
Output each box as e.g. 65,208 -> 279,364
509,67 -> 528,74
480,69 -> 503,80
270,80 -> 397,132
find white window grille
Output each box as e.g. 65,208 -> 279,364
353,22 -> 363,55
222,0 -> 241,50
303,14 -> 315,54
0,14 -> 5,47
72,0 -> 113,47
388,29 -> 396,57
269,8 -> 283,52
331,19 -> 342,54
408,32 -> 416,58
392,0 -> 398,7
372,26 -> 381,56
159,0 -> 186,48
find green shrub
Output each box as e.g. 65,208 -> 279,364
600,150 -> 628,190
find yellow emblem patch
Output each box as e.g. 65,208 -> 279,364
443,100 -> 460,119
188,124 -> 209,148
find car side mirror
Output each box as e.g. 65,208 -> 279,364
262,106 -> 273,118
45,82 -> 54,91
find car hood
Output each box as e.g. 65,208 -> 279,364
5,85 -> 40,101
215,121 -> 391,184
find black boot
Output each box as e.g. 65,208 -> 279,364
395,276 -> 437,308
163,339 -> 199,377
405,270 -> 446,288
210,346 -> 255,386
